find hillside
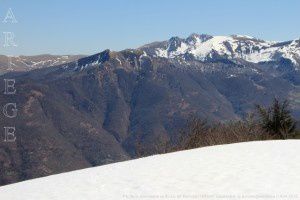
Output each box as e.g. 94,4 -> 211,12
0,141 -> 299,200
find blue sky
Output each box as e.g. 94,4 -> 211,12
0,0 -> 300,55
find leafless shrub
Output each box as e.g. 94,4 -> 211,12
172,114 -> 273,151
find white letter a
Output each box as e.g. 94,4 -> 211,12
3,8 -> 18,23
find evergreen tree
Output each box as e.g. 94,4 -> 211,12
256,98 -> 296,139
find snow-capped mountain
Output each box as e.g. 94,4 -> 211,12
141,34 -> 300,67
0,141 -> 299,200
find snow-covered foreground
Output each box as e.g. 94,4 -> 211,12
1,141 -> 300,200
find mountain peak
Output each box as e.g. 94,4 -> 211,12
186,33 -> 213,44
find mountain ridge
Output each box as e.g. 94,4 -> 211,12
0,54 -> 85,75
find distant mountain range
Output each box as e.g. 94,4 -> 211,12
1,34 -> 300,186
0,54 -> 84,75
